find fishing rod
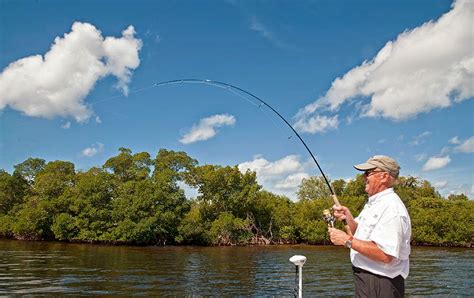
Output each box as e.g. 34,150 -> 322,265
153,78 -> 335,196
154,79 -> 352,236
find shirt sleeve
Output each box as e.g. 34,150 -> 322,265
354,215 -> 360,224
369,214 -> 407,259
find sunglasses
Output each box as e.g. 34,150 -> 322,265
364,170 -> 385,178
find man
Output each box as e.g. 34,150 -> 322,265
329,155 -> 411,298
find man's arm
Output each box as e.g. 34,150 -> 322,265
351,238 -> 394,263
344,216 -> 358,235
329,227 -> 394,263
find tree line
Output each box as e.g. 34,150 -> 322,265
0,148 -> 472,247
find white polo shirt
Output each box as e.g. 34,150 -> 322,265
351,188 -> 411,279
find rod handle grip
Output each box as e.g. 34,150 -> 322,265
331,194 -> 353,236
331,194 -> 341,206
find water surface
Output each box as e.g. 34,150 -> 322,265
0,240 -> 472,296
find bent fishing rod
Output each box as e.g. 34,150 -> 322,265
92,78 -> 350,233
153,79 -> 352,235
154,79 -> 337,194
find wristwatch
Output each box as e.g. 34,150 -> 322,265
344,236 -> 354,249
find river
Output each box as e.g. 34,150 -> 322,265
0,240 -> 472,296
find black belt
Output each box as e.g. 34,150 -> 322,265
352,266 -> 402,280
352,266 -> 372,274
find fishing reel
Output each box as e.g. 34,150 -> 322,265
322,208 -> 336,228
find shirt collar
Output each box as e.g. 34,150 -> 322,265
367,188 -> 394,206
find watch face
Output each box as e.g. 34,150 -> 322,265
345,240 -> 352,248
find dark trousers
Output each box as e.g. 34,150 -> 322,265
352,266 -> 405,298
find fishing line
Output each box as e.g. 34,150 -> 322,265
205,80 -> 291,140
202,80 -> 261,108
199,80 -> 289,137
90,84 -> 157,106
260,105 -> 293,140
89,81 -> 289,141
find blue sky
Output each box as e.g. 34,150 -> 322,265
1,0 -> 473,199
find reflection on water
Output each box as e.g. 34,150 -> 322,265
408,247 -> 474,296
0,240 -> 472,296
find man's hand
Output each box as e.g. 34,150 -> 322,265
332,205 -> 351,221
328,227 -> 351,246
332,204 -> 358,235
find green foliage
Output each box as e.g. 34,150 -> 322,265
154,149 -> 197,186
104,147 -> 153,182
189,165 -> 261,220
447,193 -> 468,201
109,179 -> 189,245
409,196 -> 474,245
395,176 -> 441,204
52,213 -> 78,241
250,191 -> 294,243
297,176 -> 332,200
342,174 -> 366,197
11,196 -> 52,240
60,167 -> 115,241
331,179 -> 346,197
177,202 -> 211,245
279,225 -> 297,243
0,151 -> 472,247
34,161 -> 76,198
0,215 -> 14,237
209,212 -> 251,245
13,158 -> 46,184
0,170 -> 28,214
293,197 -> 332,244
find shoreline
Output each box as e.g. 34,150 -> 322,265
1,237 -> 472,248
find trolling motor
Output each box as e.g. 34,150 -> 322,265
322,209 -> 336,228
289,255 -> 307,298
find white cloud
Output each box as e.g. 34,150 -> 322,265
293,115 -> 339,134
0,22 -> 142,122
410,131 -> 432,146
81,142 -> 104,157
455,136 -> 474,153
440,146 -> 451,156
295,0 -> 473,132
238,155 -> 303,177
249,16 -> 294,50
422,155 -> 451,171
61,121 -> 71,129
434,180 -> 448,189
274,173 -> 310,190
238,154 -> 310,199
415,153 -> 427,162
449,136 -> 461,145
180,114 -> 236,144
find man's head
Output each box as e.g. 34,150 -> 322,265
353,155 -> 400,196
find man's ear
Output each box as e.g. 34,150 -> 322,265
381,172 -> 391,184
